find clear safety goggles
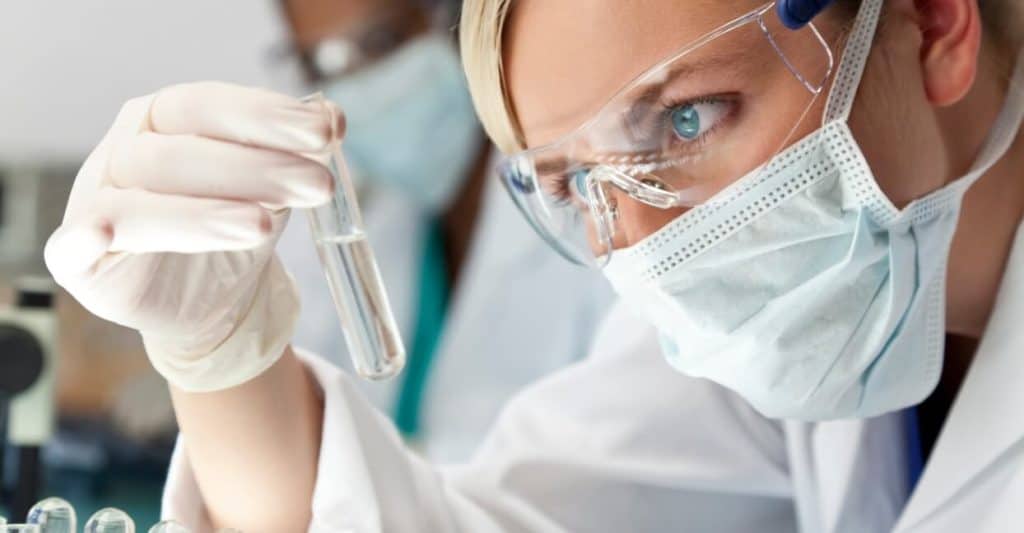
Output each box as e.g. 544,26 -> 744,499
497,2 -> 835,267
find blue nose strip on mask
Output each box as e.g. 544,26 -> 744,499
778,0 -> 838,29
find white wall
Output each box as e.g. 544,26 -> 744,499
0,1 -> 300,162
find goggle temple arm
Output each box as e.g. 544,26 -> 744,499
760,13 -> 835,95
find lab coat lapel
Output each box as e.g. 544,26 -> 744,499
895,223 -> 1024,529
975,458 -> 1024,532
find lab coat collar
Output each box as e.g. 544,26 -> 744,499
896,221 -> 1024,529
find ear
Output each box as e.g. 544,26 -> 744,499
914,0 -> 983,106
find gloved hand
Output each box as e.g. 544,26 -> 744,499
45,82 -> 339,392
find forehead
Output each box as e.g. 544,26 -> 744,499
284,0 -> 404,47
504,0 -> 765,147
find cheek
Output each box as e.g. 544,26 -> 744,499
849,103 -> 948,207
613,197 -> 687,248
845,50 -> 950,207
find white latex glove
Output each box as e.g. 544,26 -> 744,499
45,82 -> 338,392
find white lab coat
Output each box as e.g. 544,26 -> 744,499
164,223 -> 1024,531
275,154 -> 612,462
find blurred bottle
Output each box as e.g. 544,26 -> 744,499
84,508 -> 134,533
27,497 -> 76,533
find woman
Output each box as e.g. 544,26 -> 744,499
44,0 -> 1024,531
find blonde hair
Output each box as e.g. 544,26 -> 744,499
459,0 -> 1023,154
458,0 -> 522,153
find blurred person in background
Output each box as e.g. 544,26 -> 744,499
273,0 -> 612,461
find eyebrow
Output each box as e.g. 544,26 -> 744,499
623,49 -> 750,128
534,155 -> 572,175
530,54 -> 750,173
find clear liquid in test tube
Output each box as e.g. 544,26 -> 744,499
302,94 -> 406,380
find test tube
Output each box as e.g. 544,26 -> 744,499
301,94 -> 406,380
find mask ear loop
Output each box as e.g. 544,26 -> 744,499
946,48 -> 1024,197
823,0 -> 884,123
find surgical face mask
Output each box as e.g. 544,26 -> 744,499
602,0 -> 1024,420
323,33 -> 480,212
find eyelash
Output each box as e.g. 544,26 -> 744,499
657,94 -> 736,153
546,95 -> 738,206
546,167 -> 589,209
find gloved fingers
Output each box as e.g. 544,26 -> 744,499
147,82 -> 342,153
99,187 -> 276,254
47,187 -> 275,280
108,132 -> 334,209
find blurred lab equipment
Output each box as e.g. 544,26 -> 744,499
303,94 -> 405,380
26,497 -> 75,533
0,277 -> 58,520
0,165 -> 68,518
0,525 -> 40,533
0,161 -> 167,522
20,498 -> 231,533
148,521 -> 240,533
146,521 -> 188,533
0,165 -> 73,279
84,508 -> 134,533
108,373 -> 175,444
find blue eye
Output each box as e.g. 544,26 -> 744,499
670,105 -> 702,140
667,99 -> 733,143
570,168 -> 591,200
